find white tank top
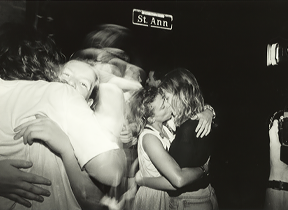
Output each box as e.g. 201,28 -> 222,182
137,124 -> 174,178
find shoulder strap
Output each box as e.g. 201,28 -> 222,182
144,126 -> 153,131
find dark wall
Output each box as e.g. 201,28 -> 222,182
0,1 -> 25,26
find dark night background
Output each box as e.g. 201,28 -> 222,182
3,1 -> 288,209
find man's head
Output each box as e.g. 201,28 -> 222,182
0,23 -> 99,108
146,71 -> 160,87
58,60 -> 99,104
145,69 -> 167,87
0,22 -> 64,81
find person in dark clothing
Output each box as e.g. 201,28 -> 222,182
168,119 -> 212,197
135,68 -> 218,210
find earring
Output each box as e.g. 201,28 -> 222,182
148,117 -> 155,124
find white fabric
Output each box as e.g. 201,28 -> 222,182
166,117 -> 176,133
134,125 -> 174,210
163,125 -> 176,142
0,79 -> 120,210
137,124 -> 173,178
95,83 -> 125,147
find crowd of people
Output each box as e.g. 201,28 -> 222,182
0,20 -> 287,210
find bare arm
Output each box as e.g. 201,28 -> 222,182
135,169 -> 176,190
84,149 -> 126,187
143,134 -> 204,188
264,119 -> 288,210
135,160 -> 209,191
60,148 -> 105,209
96,64 -> 142,92
107,76 -> 142,92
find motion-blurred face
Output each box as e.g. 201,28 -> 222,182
58,60 -> 97,100
150,93 -> 172,123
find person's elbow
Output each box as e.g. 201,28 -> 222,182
167,171 -> 188,188
77,189 -> 101,210
171,175 -> 187,188
87,164 -> 125,187
85,149 -> 127,187
72,177 -> 104,210
100,157 -> 126,187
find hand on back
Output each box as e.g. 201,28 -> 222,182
0,159 -> 51,208
14,114 -> 73,157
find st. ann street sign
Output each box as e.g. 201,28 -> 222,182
132,9 -> 173,30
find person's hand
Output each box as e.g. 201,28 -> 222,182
192,109 -> 213,138
120,119 -> 132,144
203,156 -> 210,175
100,177 -> 137,210
269,120 -> 288,179
135,170 -> 143,186
14,114 -> 73,156
120,127 -> 134,144
100,195 -> 125,210
120,123 -> 138,145
0,159 -> 51,208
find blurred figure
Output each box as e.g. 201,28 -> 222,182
74,24 -> 146,186
264,114 -> 288,210
0,22 -> 79,210
79,24 -> 146,86
82,24 -> 132,52
71,48 -> 143,94
0,22 -> 127,210
0,22 -> 64,81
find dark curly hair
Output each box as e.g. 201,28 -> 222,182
126,86 -> 161,138
0,22 -> 65,81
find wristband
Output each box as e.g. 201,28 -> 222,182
199,165 -> 208,176
268,180 -> 288,191
204,104 -> 216,119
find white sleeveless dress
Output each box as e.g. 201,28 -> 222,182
133,125 -> 174,210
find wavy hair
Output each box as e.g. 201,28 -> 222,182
160,68 -> 204,127
126,86 -> 160,138
0,22 -> 65,81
